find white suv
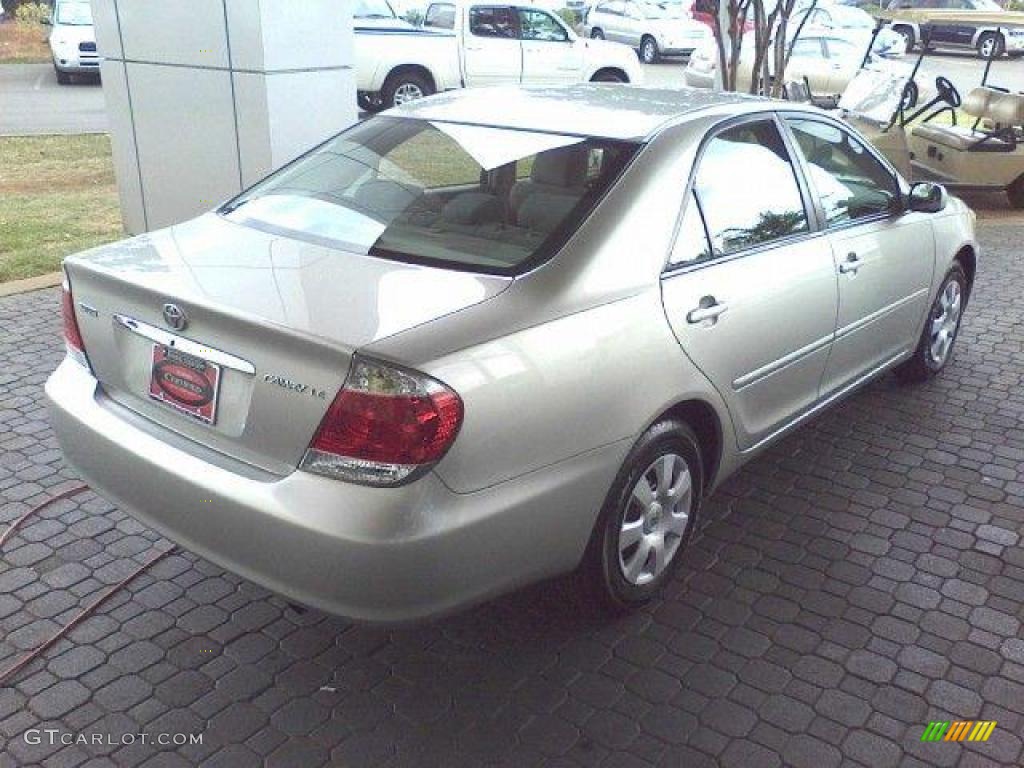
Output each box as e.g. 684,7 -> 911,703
585,0 -> 710,63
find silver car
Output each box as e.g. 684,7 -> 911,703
586,0 -> 710,62
47,85 -> 977,622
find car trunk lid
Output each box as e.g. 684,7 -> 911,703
64,213 -> 510,475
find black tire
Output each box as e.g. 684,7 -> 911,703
639,35 -> 659,64
591,69 -> 627,83
895,263 -> 968,384
357,92 -> 385,114
1008,175 -> 1024,209
976,31 -> 1005,59
894,25 -> 915,52
55,67 -> 71,85
381,70 -> 434,110
581,419 -> 704,612
590,28 -> 605,39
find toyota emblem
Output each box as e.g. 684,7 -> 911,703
162,303 -> 188,331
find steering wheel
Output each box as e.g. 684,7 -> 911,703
935,77 -> 962,109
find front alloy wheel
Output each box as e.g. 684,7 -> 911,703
896,263 -> 967,383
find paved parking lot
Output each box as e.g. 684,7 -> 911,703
1,217 -> 1023,767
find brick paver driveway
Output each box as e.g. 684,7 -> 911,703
2,219 -> 1023,768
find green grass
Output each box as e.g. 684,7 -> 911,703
0,134 -> 123,283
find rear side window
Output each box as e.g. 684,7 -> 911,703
693,120 -> 809,257
470,7 -> 518,38
669,193 -> 713,267
786,118 -> 900,226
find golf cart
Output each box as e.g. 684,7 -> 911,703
839,26 -> 1024,207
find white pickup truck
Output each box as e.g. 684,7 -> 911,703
355,3 -> 642,111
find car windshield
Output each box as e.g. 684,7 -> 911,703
56,0 -> 92,25
355,0 -> 396,18
968,0 -> 1001,9
223,117 -> 639,275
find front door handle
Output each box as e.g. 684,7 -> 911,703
686,297 -> 729,325
838,252 -> 863,274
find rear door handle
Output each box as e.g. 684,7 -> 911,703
838,252 -> 863,274
686,297 -> 729,325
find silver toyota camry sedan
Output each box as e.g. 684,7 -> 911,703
47,85 -> 978,622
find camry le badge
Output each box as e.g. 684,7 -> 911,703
162,303 -> 187,331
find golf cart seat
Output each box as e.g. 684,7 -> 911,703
911,87 -> 1013,151
989,92 -> 1024,130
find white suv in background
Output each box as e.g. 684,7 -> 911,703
47,0 -> 98,84
585,0 -> 710,63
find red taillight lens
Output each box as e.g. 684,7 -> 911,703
301,358 -> 463,486
61,279 -> 89,366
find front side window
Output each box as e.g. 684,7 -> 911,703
693,120 -> 809,257
469,7 -> 518,38
786,118 -> 900,226
518,9 -> 569,41
223,117 -> 639,275
424,3 -> 455,28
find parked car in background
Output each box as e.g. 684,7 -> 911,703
49,85 -> 976,621
356,3 -> 641,110
45,0 -> 98,84
585,0 -> 711,62
792,4 -> 907,57
686,32 -> 885,106
883,0 -> 1024,57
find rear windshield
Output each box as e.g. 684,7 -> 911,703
222,117 -> 639,275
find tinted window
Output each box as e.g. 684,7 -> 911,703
693,121 -> 809,256
791,38 -> 823,58
470,7 -> 518,38
670,193 -> 713,266
787,119 -> 900,226
518,9 -> 569,41
223,117 -> 639,275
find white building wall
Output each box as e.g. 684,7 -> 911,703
92,0 -> 357,234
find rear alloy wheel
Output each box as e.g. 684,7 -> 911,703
591,70 -> 627,83
640,35 -> 659,64
894,25 -> 915,52
583,419 -> 703,611
591,28 -> 605,39
977,31 -> 1005,59
382,71 -> 434,110
896,263 -> 967,383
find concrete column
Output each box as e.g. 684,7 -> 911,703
92,1 -> 356,234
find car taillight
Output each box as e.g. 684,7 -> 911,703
61,277 -> 89,368
300,357 -> 463,487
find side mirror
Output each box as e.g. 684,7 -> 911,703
41,17 -> 52,25
908,182 -> 947,213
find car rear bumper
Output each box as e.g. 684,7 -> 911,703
46,358 -> 624,622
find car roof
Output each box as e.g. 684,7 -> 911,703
391,84 -> 792,142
